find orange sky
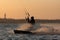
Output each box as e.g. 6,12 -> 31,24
0,0 -> 60,19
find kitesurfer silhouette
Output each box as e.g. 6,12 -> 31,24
26,16 -> 35,24
30,16 -> 35,24
25,9 -> 35,24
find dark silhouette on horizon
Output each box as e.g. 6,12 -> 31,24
26,16 -> 35,24
30,16 -> 35,24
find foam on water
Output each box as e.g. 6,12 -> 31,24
0,23 -> 60,40
16,23 -> 33,31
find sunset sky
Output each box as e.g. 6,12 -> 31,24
0,0 -> 60,19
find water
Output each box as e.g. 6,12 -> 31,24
0,23 -> 60,40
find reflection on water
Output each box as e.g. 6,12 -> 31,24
0,23 -> 60,40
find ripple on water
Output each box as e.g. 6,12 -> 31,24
0,23 -> 60,40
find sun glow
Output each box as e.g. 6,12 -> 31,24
0,0 -> 60,19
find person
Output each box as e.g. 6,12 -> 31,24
26,15 -> 35,24
30,16 -> 35,24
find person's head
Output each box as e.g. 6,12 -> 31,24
31,16 -> 34,19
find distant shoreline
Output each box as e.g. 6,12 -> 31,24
0,18 -> 60,23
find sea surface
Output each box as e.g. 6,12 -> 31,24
0,23 -> 60,40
